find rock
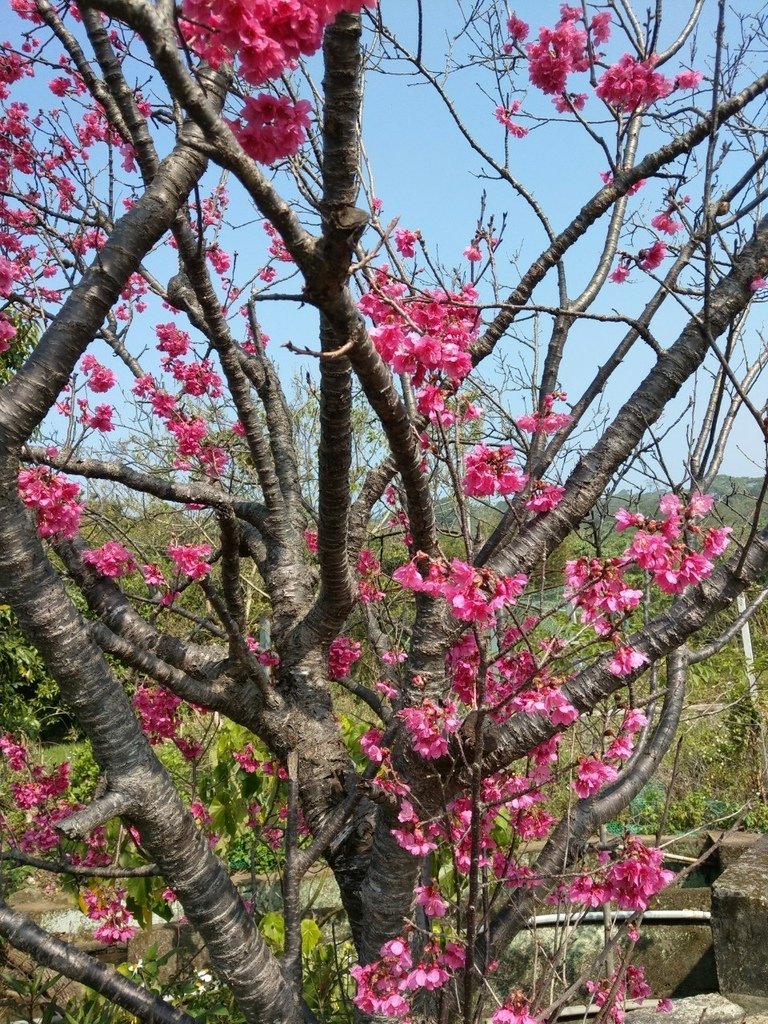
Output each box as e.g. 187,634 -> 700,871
704,832 -> 762,873
712,834 -> 768,1003
628,993 -> 746,1024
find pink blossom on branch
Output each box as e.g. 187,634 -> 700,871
495,101 -> 528,137
167,543 -> 213,579
394,227 -> 419,258
596,54 -> 674,111
80,354 -> 117,392
516,391 -> 572,433
640,239 -> 667,271
328,635 -> 361,679
463,443 -> 527,497
82,540 -> 137,578
399,699 -> 460,759
231,94 -> 312,165
17,467 -> 83,539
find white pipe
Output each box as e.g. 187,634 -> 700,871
529,909 -> 710,927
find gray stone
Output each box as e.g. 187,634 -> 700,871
628,993 -> 746,1024
712,834 -> 768,1000
704,832 -> 762,873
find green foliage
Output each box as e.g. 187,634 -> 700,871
0,604 -> 59,736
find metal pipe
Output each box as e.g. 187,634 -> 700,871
529,909 -> 710,927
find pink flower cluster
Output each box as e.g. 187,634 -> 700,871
398,698 -> 460,759
357,547 -> 385,603
0,734 -> 27,771
328,634 -> 362,679
10,761 -> 70,810
80,354 -> 117,392
351,935 -> 464,1017
491,992 -> 540,1024
617,493 -> 731,593
181,0 -> 374,88
495,100 -> 528,138
18,466 -> 83,539
526,8 -> 591,95
132,685 -> 203,761
596,54 -> 674,111
564,556 -> 643,636
585,964 -> 655,1024
570,839 -> 674,914
463,444 -> 527,497
132,373 -> 228,476
82,887 -> 138,944
231,94 -> 311,165
82,540 -> 137,578
394,555 -> 527,628
391,798 -> 441,857
516,391 -> 572,433
167,543 -> 213,580
358,268 -> 480,397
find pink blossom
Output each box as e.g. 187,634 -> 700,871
167,543 -> 213,579
464,443 -> 527,497
399,699 -> 459,759
10,762 -> 70,809
0,735 -> 27,771
83,887 -> 138,944
82,541 -> 137,578
360,728 -> 386,764
357,547 -> 385,603
590,11 -> 612,44
18,467 -> 83,540
491,994 -> 540,1024
507,14 -> 529,41
610,262 -> 631,284
516,391 -> 571,433
141,563 -> 167,587
615,507 -> 644,531
688,492 -> 714,517
703,525 -> 732,557
0,254 -> 19,296
496,101 -> 528,138
391,800 -> 440,856
553,92 -> 588,112
750,276 -> 767,291
573,757 -> 618,798
604,838 -> 675,910
156,322 -> 190,357
394,228 -> 419,258
597,53 -> 674,111
527,17 -> 588,96
81,403 -> 114,432
415,883 -> 448,918
133,685 -> 182,743
80,354 -> 117,392
525,482 -> 565,513
641,240 -> 667,271
233,743 -> 262,772
622,708 -> 648,734
675,69 -> 702,90
233,94 -> 311,165
608,645 -> 649,677
328,635 -> 361,679
651,210 -> 683,235
0,315 -> 17,353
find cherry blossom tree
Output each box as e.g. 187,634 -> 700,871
1,1 -> 768,1023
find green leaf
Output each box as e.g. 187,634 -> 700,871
259,911 -> 285,952
301,918 -> 322,955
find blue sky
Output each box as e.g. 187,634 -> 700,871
11,1 -> 766,482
